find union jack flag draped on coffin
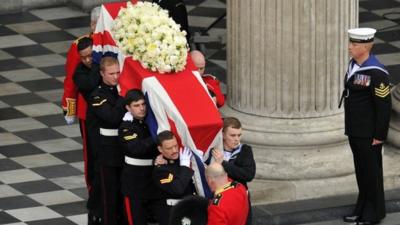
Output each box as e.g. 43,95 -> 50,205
92,0 -> 223,198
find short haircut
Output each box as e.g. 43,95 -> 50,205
205,162 -> 226,179
124,89 -> 145,105
77,37 -> 92,52
100,56 -> 119,71
223,117 -> 241,132
157,130 -> 175,146
91,6 -> 101,22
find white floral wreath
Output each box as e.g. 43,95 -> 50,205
112,1 -> 188,73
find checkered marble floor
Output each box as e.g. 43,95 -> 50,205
0,0 -> 399,224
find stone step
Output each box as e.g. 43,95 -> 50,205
252,188 -> 400,225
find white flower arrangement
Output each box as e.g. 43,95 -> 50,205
112,1 -> 188,73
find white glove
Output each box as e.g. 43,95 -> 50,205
64,115 -> 75,125
179,147 -> 192,167
123,112 -> 133,122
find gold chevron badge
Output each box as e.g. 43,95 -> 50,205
123,133 -> 137,141
160,173 -> 174,184
92,98 -> 107,106
375,83 -> 390,98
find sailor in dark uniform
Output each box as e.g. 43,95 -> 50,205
340,28 -> 391,225
211,117 -> 256,225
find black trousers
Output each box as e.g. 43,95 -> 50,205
79,119 -> 102,217
99,165 -> 124,225
124,195 -> 169,225
349,137 -> 385,222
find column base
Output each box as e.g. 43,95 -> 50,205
248,144 -> 400,204
221,105 -> 353,180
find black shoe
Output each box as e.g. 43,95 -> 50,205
343,215 -> 359,222
356,219 -> 380,225
88,213 -> 102,225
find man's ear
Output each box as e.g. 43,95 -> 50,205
125,105 -> 130,112
157,146 -> 163,153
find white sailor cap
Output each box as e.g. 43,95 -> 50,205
348,28 -> 376,43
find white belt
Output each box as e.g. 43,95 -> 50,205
124,156 -> 153,166
100,128 -> 118,136
166,199 -> 180,206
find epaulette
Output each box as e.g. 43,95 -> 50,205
212,193 -> 222,205
202,74 -> 217,80
74,34 -> 91,44
230,181 -> 239,188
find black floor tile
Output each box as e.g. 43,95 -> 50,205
0,59 -> 31,72
25,31 -> 76,43
38,65 -> 65,77
376,29 -> 400,42
48,16 -> 90,29
0,26 -> 18,36
203,41 -> 224,49
387,64 -> 400,85
360,0 -> 400,10
0,143 -> 45,158
49,201 -> 87,217
27,218 -> 78,225
34,114 -> 67,127
359,11 -> 384,22
209,49 -> 226,60
0,75 -> 10,83
0,196 -> 41,210
69,187 -> 88,199
0,12 -> 40,25
53,150 -> 83,163
0,158 -> 24,171
72,137 -> 83,144
0,108 -> 27,120
189,26 -> 205,33
0,211 -> 19,224
206,60 -> 226,83
3,44 -> 53,57
372,43 -> 400,55
189,7 -> 225,17
10,180 -> 63,194
32,164 -> 82,179
0,93 -> 47,107
18,78 -> 63,92
14,128 -> 66,142
185,0 -> 206,6
213,18 -> 226,29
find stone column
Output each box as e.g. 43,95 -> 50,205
223,0 -> 359,201
388,87 -> 400,147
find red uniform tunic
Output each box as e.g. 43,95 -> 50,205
207,182 -> 249,225
61,34 -> 91,120
202,74 -> 225,108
